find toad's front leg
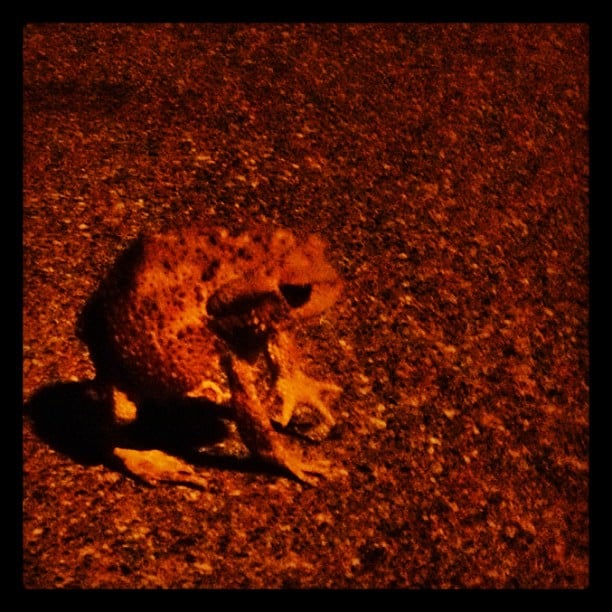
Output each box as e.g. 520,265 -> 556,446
225,354 -> 332,486
266,330 -> 342,430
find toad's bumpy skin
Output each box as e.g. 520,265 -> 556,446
84,226 -> 343,487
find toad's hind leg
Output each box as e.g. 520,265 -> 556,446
108,387 -> 207,488
112,447 -> 208,488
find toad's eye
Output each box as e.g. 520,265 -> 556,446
280,283 -> 312,308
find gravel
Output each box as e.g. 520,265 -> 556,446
22,22 -> 589,589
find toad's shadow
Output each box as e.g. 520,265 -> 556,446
24,381 -> 269,479
24,257 -> 272,480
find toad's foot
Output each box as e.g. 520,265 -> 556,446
266,330 -> 341,431
275,370 -> 342,429
112,448 -> 207,488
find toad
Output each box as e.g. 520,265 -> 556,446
79,225 -> 343,487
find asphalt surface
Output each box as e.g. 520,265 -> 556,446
22,23 -> 589,589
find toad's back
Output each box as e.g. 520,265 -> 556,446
98,228 -> 271,399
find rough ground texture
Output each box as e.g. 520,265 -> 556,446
22,23 -> 589,589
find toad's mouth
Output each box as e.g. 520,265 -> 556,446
207,290 -> 287,356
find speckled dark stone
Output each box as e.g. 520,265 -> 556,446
23,23 -> 589,589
